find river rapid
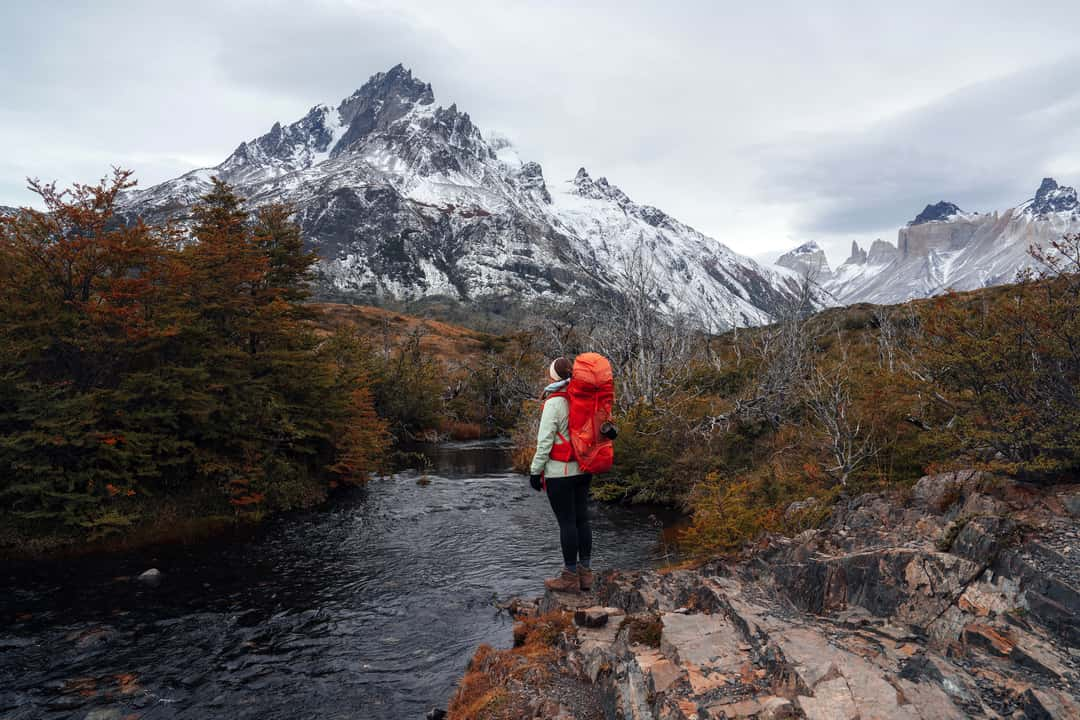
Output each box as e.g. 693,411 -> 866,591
0,442 -> 679,719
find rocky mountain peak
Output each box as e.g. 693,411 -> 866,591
1029,177 -> 1078,215
910,201 -> 963,225
343,63 -> 434,109
844,240 -> 868,266
333,65 -> 435,155
867,239 -> 899,264
571,167 -> 631,206
776,241 -> 831,279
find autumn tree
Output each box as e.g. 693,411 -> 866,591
919,235 -> 1080,477
0,171 -> 391,542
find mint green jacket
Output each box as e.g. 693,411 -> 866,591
529,395 -> 581,478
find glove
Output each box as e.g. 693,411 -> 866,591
529,474 -> 543,492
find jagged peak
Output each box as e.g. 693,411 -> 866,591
1027,177 -> 1078,215
343,64 -> 434,107
844,240 -> 867,266
867,238 -> 898,264
571,167 -> 631,205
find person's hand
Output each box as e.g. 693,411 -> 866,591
529,474 -> 543,492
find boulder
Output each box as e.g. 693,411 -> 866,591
573,608 -> 610,628
137,568 -> 163,587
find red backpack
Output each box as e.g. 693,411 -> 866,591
550,353 -> 615,474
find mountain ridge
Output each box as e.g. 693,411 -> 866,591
777,177 -> 1080,306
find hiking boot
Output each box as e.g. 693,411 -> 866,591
544,568 -> 580,594
578,566 -> 594,592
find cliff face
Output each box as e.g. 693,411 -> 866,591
802,178 -> 1080,306
450,471 -> 1080,719
897,213 -> 992,258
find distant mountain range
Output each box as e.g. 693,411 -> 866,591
776,178 -> 1080,305
12,64 -> 1072,322
119,64 -> 811,326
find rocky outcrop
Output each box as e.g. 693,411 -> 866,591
465,472 -> 1080,719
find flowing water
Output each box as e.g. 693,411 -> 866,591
0,442 -> 680,719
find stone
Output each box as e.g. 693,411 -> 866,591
71,626 -> 114,649
645,657 -> 685,694
660,612 -> 745,670
762,696 -> 796,720
512,622 -> 527,648
911,470 -> 983,511
574,608 -> 609,628
137,568 -> 163,587
84,710 -> 122,720
797,676 -> 858,720
425,709 -> 447,720
1023,687 -> 1080,719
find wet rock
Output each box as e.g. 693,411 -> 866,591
137,568 -> 163,587
573,607 -> 610,628
425,709 -> 446,720
70,626 -> 114,649
512,621 -> 528,648
84,710 -> 122,720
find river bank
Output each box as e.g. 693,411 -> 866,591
446,470 -> 1080,719
0,440 -> 512,563
0,442 -> 682,720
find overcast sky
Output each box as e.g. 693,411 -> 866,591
4,0 -> 1080,265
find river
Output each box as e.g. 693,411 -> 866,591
0,442 -> 681,719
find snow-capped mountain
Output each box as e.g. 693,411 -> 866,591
122,64 -> 812,326
775,241 -> 832,282
779,178 -> 1080,306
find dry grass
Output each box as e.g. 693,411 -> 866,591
312,303 -> 492,364
447,612 -> 574,720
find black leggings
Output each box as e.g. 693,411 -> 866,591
546,474 -> 592,568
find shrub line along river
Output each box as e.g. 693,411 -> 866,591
1,441 -> 680,719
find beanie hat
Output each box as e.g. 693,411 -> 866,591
548,357 -> 573,382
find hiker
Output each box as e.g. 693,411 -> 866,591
529,354 -> 615,594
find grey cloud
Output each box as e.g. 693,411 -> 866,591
4,0 -> 1080,265
759,56 -> 1080,236
208,4 -> 464,104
